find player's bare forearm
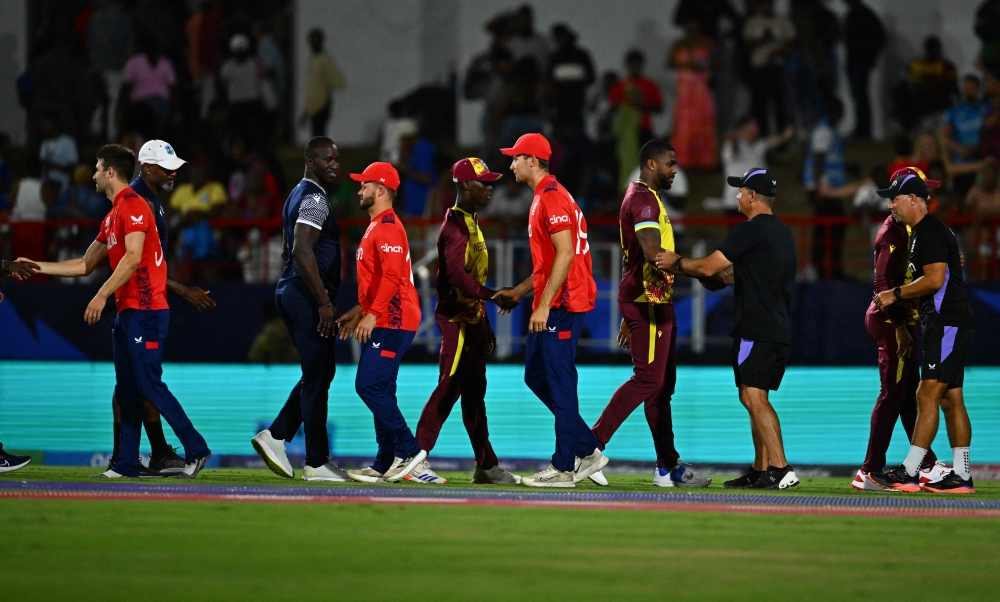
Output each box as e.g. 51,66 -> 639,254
655,250 -> 731,279
167,278 -> 216,311
33,257 -> 88,278
98,252 -> 140,300
32,240 -> 108,278
636,227 -> 665,265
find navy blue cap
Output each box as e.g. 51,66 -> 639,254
727,168 -> 777,197
876,173 -> 930,199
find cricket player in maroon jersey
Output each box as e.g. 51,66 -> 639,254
590,140 -> 711,488
407,158 -> 521,485
336,162 -> 427,484
854,166 -> 943,490
493,133 -> 607,488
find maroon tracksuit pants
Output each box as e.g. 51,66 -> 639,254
415,316 -> 499,468
592,302 -> 680,468
863,312 -> 936,473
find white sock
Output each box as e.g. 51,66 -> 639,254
952,447 -> 971,480
902,445 -> 928,477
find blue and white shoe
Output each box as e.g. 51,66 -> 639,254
404,460 -> 447,484
654,463 -> 712,488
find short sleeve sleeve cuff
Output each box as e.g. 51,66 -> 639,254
295,193 -> 329,231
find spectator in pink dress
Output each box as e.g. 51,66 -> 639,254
669,20 -> 719,170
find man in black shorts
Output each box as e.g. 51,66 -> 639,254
656,168 -> 799,490
872,174 -> 976,494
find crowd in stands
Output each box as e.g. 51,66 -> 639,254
2,0 -> 1000,285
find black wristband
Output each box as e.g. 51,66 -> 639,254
319,301 -> 332,308
671,257 -> 683,272
893,286 -> 901,300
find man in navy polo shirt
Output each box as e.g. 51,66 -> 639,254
251,136 -> 350,482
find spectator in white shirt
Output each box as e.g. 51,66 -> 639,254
219,34 -> 267,148
717,116 -> 793,212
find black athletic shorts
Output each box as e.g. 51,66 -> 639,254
731,338 -> 788,391
921,324 -> 972,388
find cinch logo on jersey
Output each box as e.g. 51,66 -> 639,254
549,214 -> 570,225
380,244 -> 403,253
131,215 -> 144,224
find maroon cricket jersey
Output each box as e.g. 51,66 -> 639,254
435,206 -> 491,323
866,215 -> 917,327
618,180 -> 675,304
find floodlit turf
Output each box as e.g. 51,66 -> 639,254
6,466 -> 1000,499
2,468 -> 999,601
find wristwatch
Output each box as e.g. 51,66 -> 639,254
671,257 -> 683,272
893,286 -> 901,300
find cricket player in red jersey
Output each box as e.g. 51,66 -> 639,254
408,158 -> 521,485
336,162 -> 426,483
591,140 -> 711,488
31,145 -> 211,478
493,134 -> 607,488
854,166 -> 942,490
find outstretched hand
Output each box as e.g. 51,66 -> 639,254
335,305 -> 363,340
654,250 -> 681,272
9,260 -> 40,280
491,287 -> 520,314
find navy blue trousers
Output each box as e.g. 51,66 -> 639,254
269,293 -> 336,468
355,328 -> 419,472
112,309 -> 209,476
524,308 -> 599,472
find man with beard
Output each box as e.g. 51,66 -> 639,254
107,140 -> 215,477
591,141 -> 712,488
251,137 -> 350,482
31,144 -> 212,479
408,158 -> 520,485
337,162 -> 426,484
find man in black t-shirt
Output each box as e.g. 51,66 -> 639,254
656,168 -> 799,491
872,174 -> 976,494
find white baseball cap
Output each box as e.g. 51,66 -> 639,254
137,140 -> 186,171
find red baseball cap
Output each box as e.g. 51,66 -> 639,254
889,166 -> 940,189
349,162 -> 400,191
500,133 -> 551,161
452,157 -> 503,183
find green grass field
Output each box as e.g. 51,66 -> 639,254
2,468 -> 999,601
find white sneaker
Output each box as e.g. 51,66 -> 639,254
251,430 -> 294,479
90,469 -> 130,478
573,449 -> 609,483
472,465 -> 521,484
588,470 -> 609,486
919,461 -> 950,485
404,460 -> 447,484
522,464 -> 575,488
851,468 -> 882,491
347,467 -> 384,483
177,452 -> 211,479
384,450 -> 428,482
302,462 -> 351,482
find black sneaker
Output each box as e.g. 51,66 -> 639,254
921,470 -> 975,494
747,465 -> 800,490
149,447 -> 186,476
137,463 -> 166,479
0,444 -> 31,474
723,467 -> 764,489
866,464 -> 921,492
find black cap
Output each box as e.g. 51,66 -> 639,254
727,168 -> 777,197
876,173 -> 929,199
